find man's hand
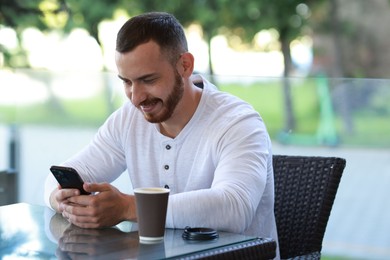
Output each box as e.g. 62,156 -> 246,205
50,184 -> 81,213
56,183 -> 137,228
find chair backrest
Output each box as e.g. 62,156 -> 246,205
273,155 -> 346,259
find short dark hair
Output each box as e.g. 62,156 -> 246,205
116,12 -> 188,64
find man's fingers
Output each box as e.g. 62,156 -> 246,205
83,182 -> 111,193
57,188 -> 80,201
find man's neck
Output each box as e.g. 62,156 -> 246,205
158,82 -> 203,138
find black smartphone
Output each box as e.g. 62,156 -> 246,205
50,165 -> 90,195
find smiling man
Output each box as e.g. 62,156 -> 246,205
44,12 -> 279,257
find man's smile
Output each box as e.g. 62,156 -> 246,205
140,99 -> 161,113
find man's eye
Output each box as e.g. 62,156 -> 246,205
143,78 -> 156,84
123,80 -> 132,86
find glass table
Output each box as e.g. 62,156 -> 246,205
0,203 -> 276,259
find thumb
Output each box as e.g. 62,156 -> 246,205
83,182 -> 111,193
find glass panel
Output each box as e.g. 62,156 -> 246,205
1,70 -> 389,259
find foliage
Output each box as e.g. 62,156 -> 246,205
0,0 -> 129,68
0,0 -> 65,31
60,0 -> 128,45
0,0 -> 68,67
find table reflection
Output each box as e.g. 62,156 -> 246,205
50,213 -> 166,259
1,204 -> 273,259
0,203 -> 54,259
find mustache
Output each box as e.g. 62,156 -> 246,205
138,98 -> 160,107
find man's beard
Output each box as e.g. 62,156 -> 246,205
140,70 -> 184,123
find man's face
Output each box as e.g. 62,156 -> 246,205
115,41 -> 184,123
139,69 -> 184,123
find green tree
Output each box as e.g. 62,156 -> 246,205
59,0 -> 132,114
1,0 -> 323,132
0,0 -> 70,115
60,0 -> 129,47
134,0 -> 253,78
0,0 -> 68,67
0,0 -> 125,115
200,0 -> 319,131
255,0 -> 317,131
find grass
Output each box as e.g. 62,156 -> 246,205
321,256 -> 358,260
220,78 -> 390,147
338,114 -> 390,147
220,80 -> 286,136
0,92 -> 122,127
219,78 -> 321,137
1,78 -> 390,148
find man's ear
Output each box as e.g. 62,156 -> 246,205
177,52 -> 194,77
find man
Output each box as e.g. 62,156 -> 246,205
44,12 -> 278,249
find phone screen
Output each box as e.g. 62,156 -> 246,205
50,166 -> 90,195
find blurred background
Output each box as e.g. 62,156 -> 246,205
1,0 -> 390,259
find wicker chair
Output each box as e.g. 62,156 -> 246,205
273,155 -> 346,259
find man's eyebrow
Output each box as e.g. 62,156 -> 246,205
118,73 -> 157,82
117,75 -> 127,81
137,73 -> 157,81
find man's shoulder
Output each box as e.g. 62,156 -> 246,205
206,89 -> 258,116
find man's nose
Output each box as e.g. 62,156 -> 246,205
129,83 -> 146,107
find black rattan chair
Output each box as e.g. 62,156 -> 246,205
273,155 -> 346,259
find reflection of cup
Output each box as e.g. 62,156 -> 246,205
134,187 -> 170,243
137,240 -> 166,259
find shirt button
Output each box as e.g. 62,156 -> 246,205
166,145 -> 171,150
164,165 -> 169,170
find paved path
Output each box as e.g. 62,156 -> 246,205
1,125 -> 389,259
